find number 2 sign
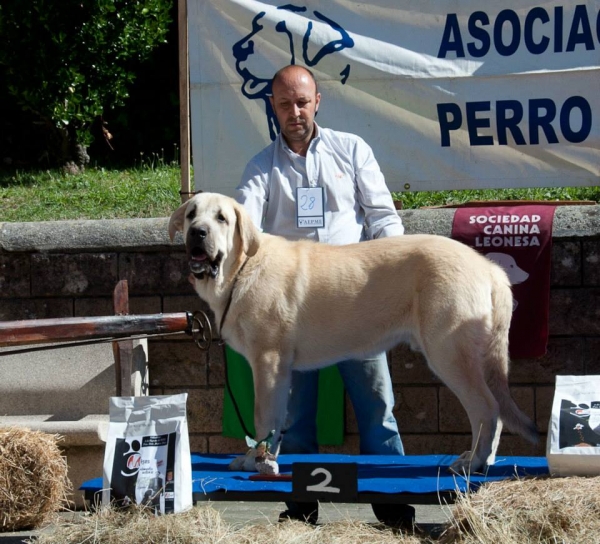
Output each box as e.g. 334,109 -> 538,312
292,463 -> 358,502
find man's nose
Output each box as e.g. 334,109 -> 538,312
291,104 -> 301,117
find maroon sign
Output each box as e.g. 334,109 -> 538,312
452,205 -> 556,358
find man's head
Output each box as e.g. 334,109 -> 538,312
270,65 -> 321,155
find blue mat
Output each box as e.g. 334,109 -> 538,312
81,453 -> 548,504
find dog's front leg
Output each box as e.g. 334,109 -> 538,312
227,350 -> 293,474
251,351 -> 293,457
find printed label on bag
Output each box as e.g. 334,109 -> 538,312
559,400 -> 600,449
110,432 -> 176,513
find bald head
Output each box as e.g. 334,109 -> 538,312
269,65 -> 321,156
272,65 -> 318,95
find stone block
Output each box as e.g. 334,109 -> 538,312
585,338 -> 600,374
0,254 -> 30,298
166,388 -> 223,434
120,252 -> 190,295
510,337 -> 586,383
550,240 -> 581,286
163,294 -> 211,314
31,253 -> 118,296
62,445 -> 106,508
148,340 -> 208,387
74,296 -> 161,317
345,394 -> 358,433
439,387 -> 469,433
209,435 -> 247,454
549,288 -> 600,335
402,434 -> 471,457
0,297 -> 73,320
189,434 -> 208,454
536,385 -> 556,433
75,297 -> 114,317
583,240 -> 600,286
511,385 -> 536,422
439,386 -> 534,433
394,386 -> 439,433
496,434 -> 545,457
208,343 -> 226,385
321,435 -> 360,455
0,342 -> 116,418
389,344 -> 439,384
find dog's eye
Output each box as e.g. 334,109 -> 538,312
186,206 -> 196,220
217,213 -> 227,223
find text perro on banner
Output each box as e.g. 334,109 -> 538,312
187,0 -> 600,196
451,205 -> 556,359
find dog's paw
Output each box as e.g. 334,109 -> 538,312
448,451 -> 485,475
255,457 -> 279,475
228,451 -> 257,472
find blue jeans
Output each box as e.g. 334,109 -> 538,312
280,351 -> 405,455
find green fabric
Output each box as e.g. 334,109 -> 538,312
222,345 -> 345,445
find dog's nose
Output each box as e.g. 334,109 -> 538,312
190,226 -> 208,240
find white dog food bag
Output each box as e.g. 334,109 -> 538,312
103,393 -> 192,513
546,375 -> 600,477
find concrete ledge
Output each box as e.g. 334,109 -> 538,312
0,217 -> 171,253
1,205 -> 598,254
0,415 -> 109,446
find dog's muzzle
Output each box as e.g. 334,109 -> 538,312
186,226 -> 222,279
188,244 -> 222,279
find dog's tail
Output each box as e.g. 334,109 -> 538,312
486,268 -> 539,444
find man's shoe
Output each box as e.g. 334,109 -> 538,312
278,501 -> 318,525
371,503 -> 416,530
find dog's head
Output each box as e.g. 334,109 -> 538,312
168,193 -> 260,280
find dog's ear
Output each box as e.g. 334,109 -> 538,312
234,202 -> 260,257
168,200 -> 190,241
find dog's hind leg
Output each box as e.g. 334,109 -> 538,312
424,339 -> 501,474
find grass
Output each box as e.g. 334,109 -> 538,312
0,160 -> 182,223
395,185 -> 600,209
0,159 -> 598,222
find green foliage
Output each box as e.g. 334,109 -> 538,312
0,0 -> 172,147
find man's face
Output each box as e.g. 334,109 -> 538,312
269,68 -> 321,152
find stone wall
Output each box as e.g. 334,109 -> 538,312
1,205 -> 599,458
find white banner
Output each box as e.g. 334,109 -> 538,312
188,0 -> 600,195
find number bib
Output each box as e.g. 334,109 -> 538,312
296,187 -> 325,228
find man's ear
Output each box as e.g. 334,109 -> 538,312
168,200 -> 190,241
234,202 -> 260,257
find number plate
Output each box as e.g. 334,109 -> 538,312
292,462 -> 358,502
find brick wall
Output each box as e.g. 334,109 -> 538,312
1,205 -> 599,458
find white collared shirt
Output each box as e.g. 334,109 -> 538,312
235,124 -> 404,244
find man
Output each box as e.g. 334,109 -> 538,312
236,64 -> 415,529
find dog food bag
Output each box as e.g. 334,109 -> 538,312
102,393 -> 192,513
546,375 -> 600,477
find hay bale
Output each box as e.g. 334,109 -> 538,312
0,426 -> 71,532
35,504 -> 423,544
442,475 -> 600,543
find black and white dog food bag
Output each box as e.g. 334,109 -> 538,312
103,393 -> 192,513
547,375 -> 600,477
